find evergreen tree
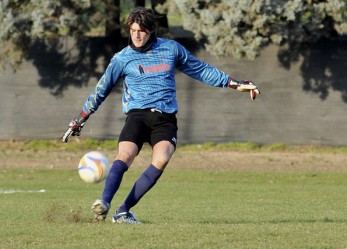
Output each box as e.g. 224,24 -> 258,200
0,0 -> 170,73
0,0 -> 116,72
175,0 -> 347,59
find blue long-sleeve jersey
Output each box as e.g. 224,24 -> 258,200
82,38 -> 231,115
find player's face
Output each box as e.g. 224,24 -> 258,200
129,22 -> 151,48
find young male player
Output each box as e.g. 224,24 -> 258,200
63,7 -> 260,224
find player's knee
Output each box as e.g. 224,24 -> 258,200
152,155 -> 171,170
116,151 -> 136,166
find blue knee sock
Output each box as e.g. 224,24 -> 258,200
102,160 -> 128,205
118,164 -> 163,213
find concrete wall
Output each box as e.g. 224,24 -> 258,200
1,37 -> 346,146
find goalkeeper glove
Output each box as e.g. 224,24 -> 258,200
228,79 -> 260,100
62,111 -> 89,142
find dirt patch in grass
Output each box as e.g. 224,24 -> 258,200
170,150 -> 347,172
1,141 -> 346,172
44,202 -> 91,223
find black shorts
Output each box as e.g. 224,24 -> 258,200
119,109 -> 178,151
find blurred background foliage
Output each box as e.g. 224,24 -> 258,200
175,0 -> 347,59
0,0 -> 346,72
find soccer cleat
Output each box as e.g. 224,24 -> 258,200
91,199 -> 110,221
112,211 -> 141,224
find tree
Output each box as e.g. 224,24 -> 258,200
174,0 -> 347,60
0,0 -> 118,73
0,0 -> 171,73
105,0 -> 121,39
133,0 -> 169,32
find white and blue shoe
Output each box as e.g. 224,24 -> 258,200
91,199 -> 110,222
112,211 -> 141,224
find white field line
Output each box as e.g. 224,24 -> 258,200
0,189 -> 46,194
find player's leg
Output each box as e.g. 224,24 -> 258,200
151,140 -> 176,170
101,141 -> 138,203
116,140 -> 174,211
113,112 -> 178,223
91,141 -> 138,221
92,111 -> 146,221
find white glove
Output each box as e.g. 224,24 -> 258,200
62,111 -> 89,143
229,79 -> 260,100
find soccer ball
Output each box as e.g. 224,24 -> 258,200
78,151 -> 110,184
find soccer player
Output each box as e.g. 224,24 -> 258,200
63,7 -> 260,224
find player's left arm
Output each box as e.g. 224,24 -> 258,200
174,41 -> 260,100
174,42 -> 229,87
228,79 -> 260,100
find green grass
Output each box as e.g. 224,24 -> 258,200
2,139 -> 347,153
1,166 -> 346,249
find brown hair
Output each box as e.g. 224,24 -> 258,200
126,7 -> 158,34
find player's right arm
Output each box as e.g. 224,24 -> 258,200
83,54 -> 125,115
62,53 -> 125,142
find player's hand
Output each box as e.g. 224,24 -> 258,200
229,79 -> 260,100
62,112 -> 89,143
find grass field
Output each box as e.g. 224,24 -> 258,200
1,140 -> 347,249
